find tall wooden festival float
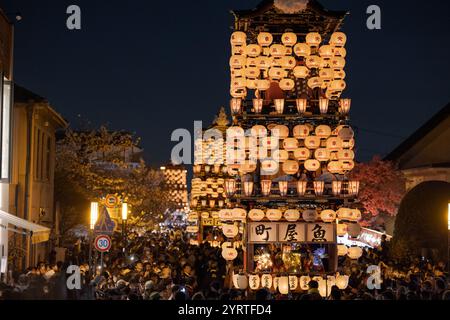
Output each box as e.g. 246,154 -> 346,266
220,0 -> 362,296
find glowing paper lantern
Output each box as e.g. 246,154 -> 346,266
284,209 -> 300,222
256,79 -> 271,91
261,180 -> 272,196
293,125 -> 310,138
319,98 -> 329,114
271,124 -> 290,139
302,209 -> 318,222
246,44 -> 262,57
268,67 -> 284,80
283,138 -> 299,151
289,276 -> 298,290
336,274 -> 349,289
222,224 -> 239,238
348,180 -> 360,196
261,274 -> 273,289
248,209 -> 265,221
296,180 -> 308,196
337,245 -> 348,256
332,180 -> 342,196
274,99 -> 285,114
230,98 -> 242,115
282,160 -> 299,175
330,32 -> 347,47
293,43 -> 311,57
282,32 -> 297,46
293,66 -> 309,79
313,180 -> 325,196
339,98 -> 351,115
233,274 -> 248,290
320,209 -> 336,223
306,32 -> 322,47
261,159 -> 279,175
304,136 -> 321,149
266,209 -> 282,221
304,159 -> 320,171
225,179 -> 236,196
186,225 -> 199,233
299,276 -> 311,290
314,148 -> 330,162
336,223 -> 348,236
257,32 -> 273,46
319,45 -> 334,59
222,246 -> 238,260
296,98 -> 307,113
279,78 -> 295,91
230,31 -> 246,46
347,247 -> 363,260
272,149 -> 289,163
294,148 -> 310,161
305,55 -> 321,69
253,98 -> 264,113
278,276 -> 289,294
249,274 -> 260,290
270,44 -> 286,57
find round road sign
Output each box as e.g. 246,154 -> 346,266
94,235 -> 112,252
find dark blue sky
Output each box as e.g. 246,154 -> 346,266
2,0 -> 450,165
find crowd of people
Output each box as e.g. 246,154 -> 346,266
0,230 -> 449,300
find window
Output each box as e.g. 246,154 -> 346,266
46,136 -> 51,180
35,128 -> 41,180
0,77 -> 12,180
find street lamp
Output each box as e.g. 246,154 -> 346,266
122,202 -> 128,245
90,202 -> 99,230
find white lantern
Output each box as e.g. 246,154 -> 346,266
266,209 -> 282,221
336,274 -> 349,289
278,180 -> 288,196
261,179 -> 272,196
305,55 -> 321,69
271,124 -> 289,139
253,98 -> 263,113
222,224 -> 239,238
261,274 -> 273,289
304,159 -> 320,172
336,223 -> 348,236
347,247 -> 363,260
282,32 -> 297,46
256,79 -> 271,91
279,78 -> 295,91
297,180 -> 308,196
257,32 -> 273,46
306,32 -> 322,47
299,276 -> 311,290
293,43 -> 311,57
225,179 -> 236,196
293,66 -> 309,79
330,32 -> 347,47
320,209 -> 336,223
332,180 -> 342,196
283,138 -> 299,151
249,274 -> 260,290
278,276 -> 289,294
248,209 -> 265,221
282,160 -> 299,175
319,45 -> 334,59
319,98 -> 329,114
339,98 -> 351,115
274,99 -> 285,114
304,136 -> 321,149
318,279 -> 328,297
289,276 -> 298,290
272,149 -> 289,162
284,209 -> 300,222
246,44 -> 262,57
273,277 -> 280,291
242,181 -> 254,196
294,148 -> 310,161
230,31 -> 246,46
313,180 -> 325,196
186,225 -> 199,233
348,180 -> 360,196
314,148 -> 330,162
222,246 -> 238,260
233,274 -> 248,290
269,44 -> 286,57
293,125 -> 310,138
337,245 -> 348,256
230,98 -> 242,115
232,208 -> 247,221
296,98 -> 307,113
302,209 -> 318,222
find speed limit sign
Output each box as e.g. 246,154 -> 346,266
94,235 -> 112,252
105,194 -> 119,208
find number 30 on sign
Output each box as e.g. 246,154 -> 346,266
94,235 -> 111,252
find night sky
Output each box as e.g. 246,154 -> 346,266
2,0 -> 450,166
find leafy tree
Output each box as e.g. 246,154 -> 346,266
55,126 -> 170,237
350,156 -> 406,223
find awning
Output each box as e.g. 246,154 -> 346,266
0,210 -> 51,244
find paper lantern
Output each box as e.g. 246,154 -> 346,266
284,209 -> 300,222
253,98 -> 264,113
278,276 -> 289,294
274,98 -> 285,114
249,274 -> 260,290
260,179 -> 272,196
268,67 -> 284,80
186,225 -> 199,233
278,181 -> 288,196
351,208 -> 362,221
282,160 -> 299,175
341,160 -> 355,171
294,148 -> 310,161
336,274 -> 349,289
314,148 -> 330,162
273,277 -> 280,291
293,179 -> 307,196
320,209 -> 336,223
266,209 -> 282,221
332,180 -> 342,196
302,209 -> 318,222
227,126 -> 245,138
280,56 -> 296,69
271,124 -> 289,139
270,44 -> 286,57
230,98 -> 242,115
333,47 -> 347,57
305,55 -> 321,69
240,160 -> 257,174
256,79 -> 271,91
289,276 -> 298,291
347,223 -> 361,238
296,98 -> 307,113
337,125 -> 354,140
246,44 -> 262,57
299,276 -> 311,290
337,207 -> 352,220
232,208 -> 247,221
281,32 -> 297,46
330,57 -> 346,69
260,159 -> 279,175
293,125 -> 310,138
250,125 -> 267,138
229,55 -> 246,68
256,56 -> 272,69
304,159 -> 320,171
334,68 -> 346,80
222,224 -> 239,238
231,31 -> 246,46
257,32 -> 273,46
248,209 -> 265,221
326,137 -> 343,151
225,179 -> 236,196
261,274 -> 273,289
339,98 -> 351,115
348,180 -> 359,196
337,245 -> 348,256
347,247 -> 363,260
233,274 -> 248,290
283,138 -> 299,151
245,67 -> 260,79
230,87 -> 247,98
219,209 -> 233,221
319,45 -> 334,59
313,180 -> 325,196
279,78 -> 295,91
246,56 -> 259,67
330,32 -> 347,47
304,136 -> 321,149
319,98 -> 329,114
337,149 -> 354,161
293,66 -> 309,79
201,212 -> 209,219
222,246 -> 238,260
306,32 -> 322,47
293,43 -> 311,57
272,149 -> 289,162
336,223 -> 348,236
315,125 -> 331,138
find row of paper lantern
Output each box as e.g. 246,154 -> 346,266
230,31 -> 346,49
232,273 -> 350,295
187,207 -> 361,224
227,124 -> 354,140
192,163 -> 228,174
